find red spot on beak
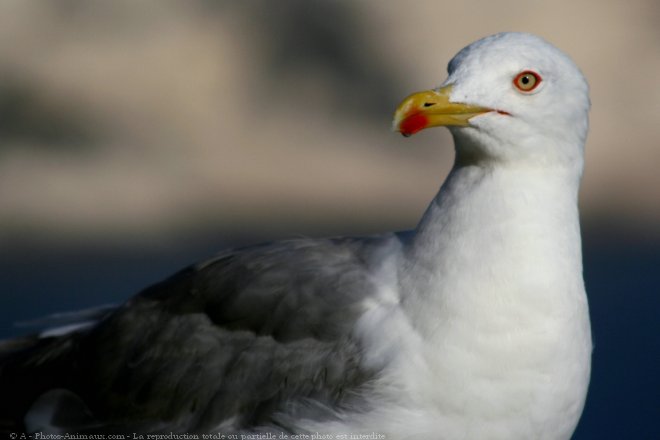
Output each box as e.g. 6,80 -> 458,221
399,113 -> 428,137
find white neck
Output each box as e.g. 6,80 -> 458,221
382,159 -> 591,439
401,159 -> 585,339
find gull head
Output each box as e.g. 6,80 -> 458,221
393,32 -> 590,168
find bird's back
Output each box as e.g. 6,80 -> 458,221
0,235 -> 404,433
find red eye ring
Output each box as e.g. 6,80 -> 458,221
513,70 -> 542,92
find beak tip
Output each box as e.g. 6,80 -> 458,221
396,113 -> 428,137
391,116 -> 407,135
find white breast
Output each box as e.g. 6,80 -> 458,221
338,165 -> 592,440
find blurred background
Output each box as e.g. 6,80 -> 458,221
0,0 -> 657,437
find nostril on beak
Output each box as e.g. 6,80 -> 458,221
423,103 -> 436,108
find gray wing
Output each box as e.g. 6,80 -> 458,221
0,234 -> 405,433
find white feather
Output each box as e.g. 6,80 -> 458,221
308,33 -> 592,440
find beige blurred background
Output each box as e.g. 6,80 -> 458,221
0,0 -> 658,250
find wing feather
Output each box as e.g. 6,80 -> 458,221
0,235 -> 403,433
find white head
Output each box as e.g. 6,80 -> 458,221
393,33 -> 590,170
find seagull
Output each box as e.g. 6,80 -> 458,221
0,32 -> 591,439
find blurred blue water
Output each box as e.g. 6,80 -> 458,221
0,234 -> 658,438
575,236 -> 659,439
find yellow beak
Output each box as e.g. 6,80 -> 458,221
392,85 -> 492,136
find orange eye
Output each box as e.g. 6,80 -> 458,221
513,70 -> 541,92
